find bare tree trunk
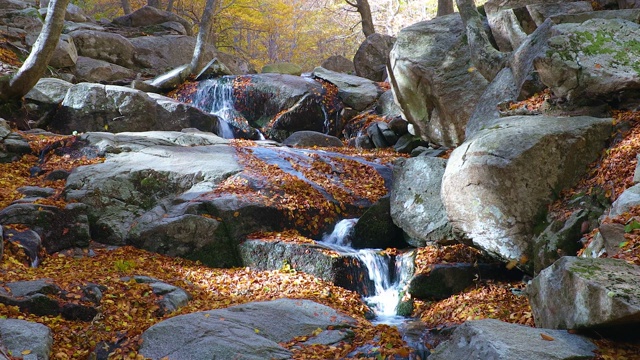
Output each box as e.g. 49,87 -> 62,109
455,0 -> 507,81
167,0 -> 175,12
346,0 -> 375,37
0,0 -> 70,101
121,0 -> 132,14
147,0 -> 161,8
437,0 -> 454,17
190,0 -> 217,74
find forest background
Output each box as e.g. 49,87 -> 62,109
76,0 -> 451,71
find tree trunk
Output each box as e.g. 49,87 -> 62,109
147,0 -> 161,8
436,0 -> 454,17
0,0 -> 70,101
455,0 -> 507,81
346,0 -> 375,37
190,0 -> 217,74
166,0 -> 175,12
121,0 -> 132,15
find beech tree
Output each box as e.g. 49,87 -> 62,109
346,0 -> 375,37
190,0 -> 218,74
0,0 -> 70,102
437,0 -> 454,17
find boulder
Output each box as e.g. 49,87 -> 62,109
352,196 -> 405,249
533,209 -> 590,273
239,238 -> 372,294
73,56 -> 137,83
485,2 -> 529,52
112,6 -> 192,36
429,319 -> 597,360
139,299 -> 356,360
610,183 -> 640,216
528,256 -> 640,331
581,223 -> 625,259
312,67 -> 384,111
354,33 -> 395,81
24,78 -> 72,106
390,157 -> 454,247
261,62 -> 302,76
195,57 -> 233,80
282,131 -> 344,147
2,228 -> 42,265
535,18 -> 640,106
321,55 -> 355,74
389,14 -> 489,147
129,35 -> 215,75
0,319 -> 53,360
442,116 -> 612,271
376,90 -> 403,118
365,121 -> 396,148
69,30 -> 136,68
49,34 -> 78,68
64,2 -> 88,22
50,83 -> 221,134
527,2 -> 593,26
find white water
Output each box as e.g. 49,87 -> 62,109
322,219 -> 414,324
193,77 -> 237,139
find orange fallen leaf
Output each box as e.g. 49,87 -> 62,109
540,333 -> 554,341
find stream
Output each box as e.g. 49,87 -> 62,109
322,219 -> 415,325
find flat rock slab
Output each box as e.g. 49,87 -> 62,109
429,319 -> 596,360
139,298 -> 356,360
528,256 -> 640,330
0,318 -> 53,360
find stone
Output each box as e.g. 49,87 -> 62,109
429,319 -> 597,360
112,6 -> 192,36
353,33 -> 395,81
130,35 -> 214,75
24,78 -> 73,106
527,2 -> 593,26
73,56 -> 136,83
282,131 -> 344,147
69,30 -> 136,68
391,157 -> 454,247
239,238 -> 372,294
0,319 -> 53,360
442,116 -> 612,272
366,122 -> 391,148
610,183 -> 640,216
389,14 -> 489,147
261,62 -> 302,76
485,4 -> 529,52
321,55 -> 355,74
139,299 -> 356,360
312,67 -> 384,111
352,196 -> 405,249
528,256 -> 640,331
392,134 -> 426,154
195,57 -> 233,80
2,228 -> 42,265
409,263 -> 511,300
535,18 -> 640,106
5,279 -> 59,298
533,209 -> 590,273
581,223 -> 625,259
49,34 -> 77,68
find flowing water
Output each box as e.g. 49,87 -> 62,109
322,219 -> 415,325
191,76 -> 238,139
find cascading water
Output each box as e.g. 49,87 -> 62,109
191,76 -> 237,139
322,219 -> 414,324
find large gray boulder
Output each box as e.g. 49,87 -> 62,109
0,318 -> 53,360
49,34 -> 78,68
69,30 -> 136,68
389,14 -> 489,147
73,56 -> 136,83
139,299 -> 356,360
354,33 -> 395,82
129,35 -> 214,75
64,131 -> 239,248
390,157 -> 454,247
528,256 -> 640,330
24,78 -> 72,106
535,18 -> 640,105
442,116 -> 612,271
429,319 -> 596,360
321,55 -> 355,74
112,6 -> 192,36
312,67 -> 384,111
50,83 -> 221,134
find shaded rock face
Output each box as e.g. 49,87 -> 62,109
112,5 -> 192,36
129,35 -> 216,75
69,30 -> 136,68
442,116 -> 612,272
139,299 -> 356,360
321,55 -> 355,74
429,318 -> 597,360
0,318 -> 53,360
528,256 -> 640,331
352,196 -> 405,249
389,14 -> 489,147
390,157 -> 454,247
50,83 -> 221,135
535,18 -> 640,106
354,33 -> 396,82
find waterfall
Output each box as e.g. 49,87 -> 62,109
322,219 -> 414,324
191,76 -> 238,139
